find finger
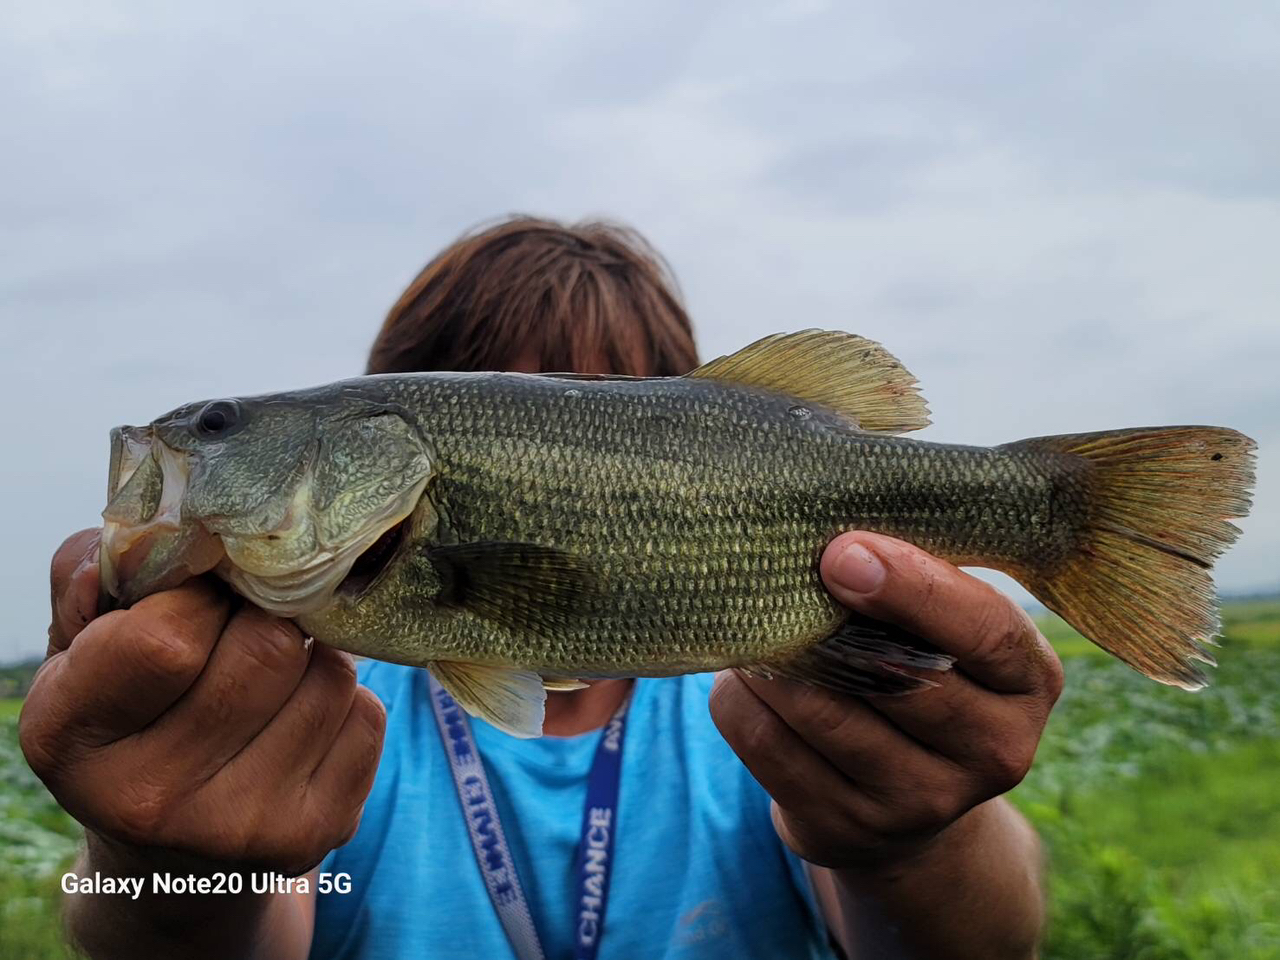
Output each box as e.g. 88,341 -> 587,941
737,673 -> 973,808
233,683 -> 385,875
709,671 -> 877,833
49,529 -> 102,653
50,580 -> 231,741
865,664 -> 1054,780
307,686 -> 387,843
821,532 -> 1060,693
141,606 -> 313,783
227,645 -> 360,784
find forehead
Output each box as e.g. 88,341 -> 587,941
506,351 -> 541,375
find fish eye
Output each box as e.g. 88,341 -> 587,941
193,400 -> 242,439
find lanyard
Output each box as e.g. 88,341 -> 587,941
429,674 -> 631,960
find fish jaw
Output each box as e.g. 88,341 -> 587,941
100,428 -> 225,609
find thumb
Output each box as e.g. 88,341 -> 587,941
820,531 -> 891,607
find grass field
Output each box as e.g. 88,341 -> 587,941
2,602 -> 1279,959
1013,600 -> 1280,959
1,696 -> 81,960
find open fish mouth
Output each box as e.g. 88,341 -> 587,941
100,426 -> 226,609
100,424 -> 429,616
337,516 -> 411,598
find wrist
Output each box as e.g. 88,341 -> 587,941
834,798 -> 998,887
82,829 -> 261,894
819,799 -> 1045,960
67,832 -> 279,956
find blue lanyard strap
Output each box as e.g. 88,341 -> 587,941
429,677 -> 547,960
428,674 -> 631,960
572,693 -> 628,960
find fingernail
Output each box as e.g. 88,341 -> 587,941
833,543 -> 885,594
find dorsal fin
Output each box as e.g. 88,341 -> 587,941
686,329 -> 930,434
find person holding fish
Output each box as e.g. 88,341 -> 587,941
25,216 -> 1253,959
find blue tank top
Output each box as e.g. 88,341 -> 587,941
309,661 -> 837,960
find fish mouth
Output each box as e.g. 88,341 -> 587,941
336,516 -> 410,599
101,426 -> 429,616
100,427 -> 225,609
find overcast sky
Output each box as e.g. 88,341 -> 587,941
2,0 -> 1277,661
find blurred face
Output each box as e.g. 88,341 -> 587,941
506,351 -> 543,375
505,348 -> 618,377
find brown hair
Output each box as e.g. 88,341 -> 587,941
367,216 -> 700,378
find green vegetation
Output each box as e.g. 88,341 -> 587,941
1,692 -> 79,960
0,660 -> 40,699
1014,600 -> 1280,959
2,600 -> 1278,958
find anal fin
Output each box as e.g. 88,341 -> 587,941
430,660 -> 547,738
743,616 -> 955,696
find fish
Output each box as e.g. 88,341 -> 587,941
99,330 -> 1256,737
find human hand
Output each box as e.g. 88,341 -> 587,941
710,532 -> 1063,870
21,529 -> 386,878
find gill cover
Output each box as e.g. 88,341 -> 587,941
216,412 -> 436,615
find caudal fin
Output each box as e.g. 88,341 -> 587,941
1010,427 -> 1256,689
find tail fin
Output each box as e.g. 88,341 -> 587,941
1010,426 -> 1256,689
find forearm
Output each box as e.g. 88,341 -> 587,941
63,833 -> 314,960
814,798 -> 1046,960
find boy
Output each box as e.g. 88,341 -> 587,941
30,217 -> 1056,959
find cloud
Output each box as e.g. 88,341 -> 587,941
1,0 -> 1276,660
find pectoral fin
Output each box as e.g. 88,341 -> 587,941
426,541 -> 597,636
430,660 -> 547,738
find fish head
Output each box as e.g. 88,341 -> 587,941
101,390 -> 436,616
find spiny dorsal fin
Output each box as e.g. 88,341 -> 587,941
687,329 -> 930,434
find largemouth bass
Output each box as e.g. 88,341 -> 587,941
99,331 -> 1256,736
